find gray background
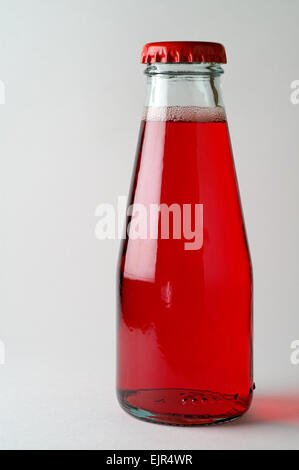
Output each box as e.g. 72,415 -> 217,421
0,0 -> 299,450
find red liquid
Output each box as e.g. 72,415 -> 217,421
117,110 -> 253,425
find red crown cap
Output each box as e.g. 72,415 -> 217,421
141,41 -> 227,64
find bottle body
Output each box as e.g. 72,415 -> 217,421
117,62 -> 253,425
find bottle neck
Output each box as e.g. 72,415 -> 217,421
144,63 -> 224,108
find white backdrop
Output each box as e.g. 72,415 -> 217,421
0,0 -> 298,449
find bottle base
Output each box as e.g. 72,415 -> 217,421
117,388 -> 252,426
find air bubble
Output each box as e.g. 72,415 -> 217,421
143,106 -> 226,123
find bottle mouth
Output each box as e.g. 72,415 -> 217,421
144,63 -> 224,77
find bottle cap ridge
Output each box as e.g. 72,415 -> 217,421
141,41 -> 227,64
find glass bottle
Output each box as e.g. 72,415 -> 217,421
117,42 -> 253,425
